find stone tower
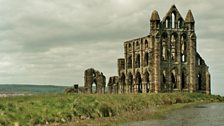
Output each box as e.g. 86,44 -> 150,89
108,5 -> 211,94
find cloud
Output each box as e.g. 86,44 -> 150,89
0,0 -> 223,95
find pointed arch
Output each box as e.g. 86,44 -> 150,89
161,32 -> 168,60
171,33 -> 178,61
92,80 -> 97,93
88,69 -> 97,93
144,70 -> 150,93
177,18 -> 183,28
127,72 -> 133,93
165,17 -> 170,28
127,55 -> 132,68
136,72 -> 142,93
144,52 -> 149,66
172,12 -> 176,28
145,40 -> 148,48
135,54 -> 140,68
181,33 -> 187,62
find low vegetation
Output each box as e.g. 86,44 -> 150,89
0,93 -> 223,126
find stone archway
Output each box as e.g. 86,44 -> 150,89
92,80 -> 97,93
144,71 -> 150,93
127,72 -> 133,93
84,68 -> 106,94
136,54 -> 140,68
136,72 -> 142,93
144,52 -> 149,66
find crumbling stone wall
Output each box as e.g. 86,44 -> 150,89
82,5 -> 210,95
112,5 -> 211,94
64,84 -> 79,93
108,76 -> 119,93
84,68 -> 106,94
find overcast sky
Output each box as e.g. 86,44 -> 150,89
0,0 -> 223,95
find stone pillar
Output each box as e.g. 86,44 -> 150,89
176,35 -> 182,91
166,34 -> 171,92
131,42 -> 135,93
143,82 -> 147,93
140,39 -> 146,93
206,70 -> 211,95
153,35 -> 161,93
189,34 -> 196,93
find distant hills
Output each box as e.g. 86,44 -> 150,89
0,84 -> 69,94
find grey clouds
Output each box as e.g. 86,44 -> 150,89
0,0 -> 223,95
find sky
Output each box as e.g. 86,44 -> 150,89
0,0 -> 223,95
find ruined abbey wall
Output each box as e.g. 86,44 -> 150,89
109,5 -> 211,94
84,68 -> 106,94
83,5 -> 211,95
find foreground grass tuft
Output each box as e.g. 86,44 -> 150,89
0,93 -> 223,126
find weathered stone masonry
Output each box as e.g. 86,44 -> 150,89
84,68 -> 106,94
109,5 -> 211,94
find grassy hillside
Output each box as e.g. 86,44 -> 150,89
0,84 -> 68,94
0,93 -> 223,126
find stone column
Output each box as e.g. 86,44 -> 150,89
153,36 -> 161,93
140,39 -> 146,93
132,42 -> 137,93
206,70 -> 211,95
176,35 -> 182,91
189,34 -> 196,93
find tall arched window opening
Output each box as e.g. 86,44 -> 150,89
92,80 -> 97,93
127,56 -> 132,68
181,35 -> 187,62
128,73 -> 133,93
181,72 -> 185,89
166,19 -> 169,28
171,34 -> 177,61
172,13 -> 175,28
144,71 -> 150,93
136,72 -> 142,93
144,52 -> 149,66
136,54 -> 140,68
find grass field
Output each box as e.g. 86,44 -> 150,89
0,93 -> 223,126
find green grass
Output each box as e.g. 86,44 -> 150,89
0,93 -> 223,126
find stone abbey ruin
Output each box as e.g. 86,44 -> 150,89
84,68 -> 106,94
83,5 -> 211,94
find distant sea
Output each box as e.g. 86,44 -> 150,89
0,84 -> 69,94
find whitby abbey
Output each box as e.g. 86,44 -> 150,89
83,5 -> 211,95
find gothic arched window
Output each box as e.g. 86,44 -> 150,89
172,13 -> 175,28
127,55 -> 132,68
136,54 -> 140,68
171,34 -> 177,61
